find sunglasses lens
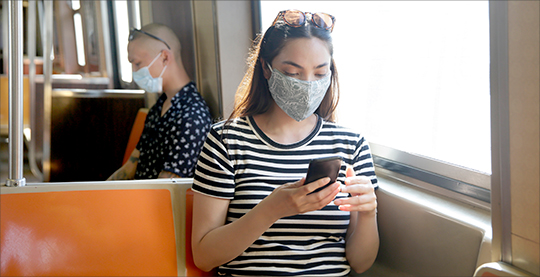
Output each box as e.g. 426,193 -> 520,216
312,13 -> 334,30
283,10 -> 305,27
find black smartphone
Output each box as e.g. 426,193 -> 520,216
305,156 -> 342,193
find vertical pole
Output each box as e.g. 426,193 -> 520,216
42,0 -> 53,182
6,0 -> 26,187
27,0 -> 44,181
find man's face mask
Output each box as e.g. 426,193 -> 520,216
267,64 -> 331,122
132,52 -> 167,93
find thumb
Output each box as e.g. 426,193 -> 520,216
286,177 -> 305,188
346,166 -> 355,178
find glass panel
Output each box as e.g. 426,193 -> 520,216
114,0 -> 132,83
260,1 -> 491,174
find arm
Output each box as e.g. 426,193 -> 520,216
107,149 -> 140,180
334,167 -> 379,274
157,170 -> 181,178
191,177 -> 341,272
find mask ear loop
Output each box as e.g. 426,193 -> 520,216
147,51 -> 163,68
267,63 -> 273,72
149,51 -> 168,78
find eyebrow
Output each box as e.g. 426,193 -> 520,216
282,61 -> 329,69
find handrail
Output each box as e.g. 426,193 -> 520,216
52,88 -> 145,98
27,0 -> 44,182
6,0 -> 26,187
42,0 -> 53,182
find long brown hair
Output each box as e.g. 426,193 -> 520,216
227,20 -> 340,125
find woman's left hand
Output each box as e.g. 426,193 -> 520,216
333,166 -> 377,214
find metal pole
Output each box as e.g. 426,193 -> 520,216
6,0 -> 26,187
42,0 -> 53,182
27,0 -> 44,181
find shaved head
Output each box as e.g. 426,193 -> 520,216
130,23 -> 182,65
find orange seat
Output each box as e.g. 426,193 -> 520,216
123,108 -> 149,164
0,179 -> 207,276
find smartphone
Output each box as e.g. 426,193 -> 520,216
305,156 -> 342,193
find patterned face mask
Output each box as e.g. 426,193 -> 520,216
267,64 -> 331,122
132,52 -> 167,93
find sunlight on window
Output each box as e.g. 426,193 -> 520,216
114,0 -> 132,83
260,1 -> 491,174
73,13 -> 86,66
70,0 -> 81,11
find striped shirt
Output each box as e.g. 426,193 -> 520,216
192,116 -> 377,276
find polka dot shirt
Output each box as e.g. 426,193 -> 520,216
135,82 -> 213,179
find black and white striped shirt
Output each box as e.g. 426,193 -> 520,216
192,116 -> 377,276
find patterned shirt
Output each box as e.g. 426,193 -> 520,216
135,82 -> 212,179
192,116 -> 377,276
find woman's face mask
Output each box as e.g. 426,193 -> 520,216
267,64 -> 331,122
132,52 -> 167,93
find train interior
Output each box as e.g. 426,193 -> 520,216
1,1 -> 539,276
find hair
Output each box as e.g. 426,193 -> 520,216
227,19 -> 340,125
132,23 -> 183,66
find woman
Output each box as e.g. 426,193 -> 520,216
191,10 -> 379,276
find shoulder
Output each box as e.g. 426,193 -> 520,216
178,83 -> 207,106
210,117 -> 250,136
320,120 -> 365,141
177,86 -> 212,116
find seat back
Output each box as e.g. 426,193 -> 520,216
474,262 -> 534,277
1,179 -> 193,276
123,108 -> 149,164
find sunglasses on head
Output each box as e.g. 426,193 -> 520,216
129,28 -> 171,50
271,10 -> 335,32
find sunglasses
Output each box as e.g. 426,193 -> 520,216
271,10 -> 335,32
129,28 -> 171,50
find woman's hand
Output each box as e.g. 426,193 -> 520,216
192,177 -> 340,271
333,166 -> 377,215
262,177 -> 341,221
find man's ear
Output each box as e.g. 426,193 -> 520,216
261,58 -> 271,80
160,49 -> 171,66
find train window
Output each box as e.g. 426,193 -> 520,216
73,13 -> 86,66
113,0 -> 133,83
260,1 -> 491,203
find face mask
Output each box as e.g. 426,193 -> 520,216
267,64 -> 331,122
132,52 -> 168,93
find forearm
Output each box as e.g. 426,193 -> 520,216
346,211 -> 379,274
193,198 -> 279,271
158,170 -> 181,178
107,165 -> 135,180
107,151 -> 139,180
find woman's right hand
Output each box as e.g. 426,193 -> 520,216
261,177 -> 341,220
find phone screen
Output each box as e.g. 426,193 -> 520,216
305,156 -> 342,193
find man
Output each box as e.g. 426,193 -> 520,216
108,23 -> 212,180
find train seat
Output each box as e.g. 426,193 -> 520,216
356,176 -> 492,277
0,179 -> 211,276
0,76 -> 30,136
123,108 -> 149,164
474,262 -> 534,277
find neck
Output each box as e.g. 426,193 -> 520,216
253,102 -> 318,145
162,64 -> 191,100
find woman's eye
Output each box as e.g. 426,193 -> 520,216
285,72 -> 298,77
